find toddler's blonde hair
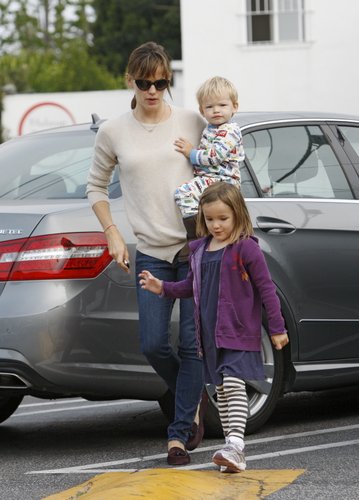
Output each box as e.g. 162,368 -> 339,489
196,76 -> 238,109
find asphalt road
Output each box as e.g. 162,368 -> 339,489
1,385 -> 358,499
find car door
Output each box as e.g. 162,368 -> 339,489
242,121 -> 359,363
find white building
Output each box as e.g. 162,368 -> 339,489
180,0 -> 359,115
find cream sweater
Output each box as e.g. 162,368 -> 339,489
87,106 -> 205,262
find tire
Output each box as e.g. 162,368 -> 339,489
158,325 -> 286,437
0,395 -> 24,424
204,325 -> 286,437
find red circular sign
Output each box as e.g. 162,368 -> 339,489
18,101 -> 76,135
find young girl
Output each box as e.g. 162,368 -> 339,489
139,182 -> 289,473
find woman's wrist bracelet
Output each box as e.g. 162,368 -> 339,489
104,223 -> 116,233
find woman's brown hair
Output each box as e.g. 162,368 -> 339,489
196,182 -> 253,243
126,41 -> 172,109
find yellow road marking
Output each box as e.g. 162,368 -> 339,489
43,468 -> 305,499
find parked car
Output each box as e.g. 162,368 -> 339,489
1,111 -> 359,435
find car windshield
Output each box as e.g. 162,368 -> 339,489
0,128 -> 120,200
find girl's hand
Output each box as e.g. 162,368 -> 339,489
174,137 -> 193,158
105,225 -> 130,274
271,333 -> 289,350
138,270 -> 163,295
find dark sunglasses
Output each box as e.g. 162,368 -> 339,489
135,79 -> 169,91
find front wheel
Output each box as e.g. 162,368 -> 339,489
0,395 -> 24,424
204,326 -> 286,436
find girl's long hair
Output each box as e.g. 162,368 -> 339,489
126,41 -> 172,109
196,182 -> 253,243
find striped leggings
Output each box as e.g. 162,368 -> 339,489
216,375 -> 248,440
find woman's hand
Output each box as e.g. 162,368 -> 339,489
174,137 -> 193,158
271,332 -> 289,350
105,225 -> 130,274
138,270 -> 163,295
92,201 -> 130,274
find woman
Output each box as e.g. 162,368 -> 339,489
86,41 -> 205,465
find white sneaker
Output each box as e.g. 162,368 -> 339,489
212,444 -> 246,473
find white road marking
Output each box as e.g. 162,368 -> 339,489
27,424 -> 359,475
13,400 -> 152,417
185,438 -> 359,471
20,399 -> 86,407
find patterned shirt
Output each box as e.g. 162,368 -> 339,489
189,121 -> 245,182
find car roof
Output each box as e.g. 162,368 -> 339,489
30,121 -> 99,135
12,110 -> 359,140
235,110 -> 359,128
21,113 -> 104,137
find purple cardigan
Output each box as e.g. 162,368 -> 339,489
163,236 -> 286,353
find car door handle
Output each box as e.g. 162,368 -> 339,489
256,216 -> 296,234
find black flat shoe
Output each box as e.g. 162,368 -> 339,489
167,447 -> 190,466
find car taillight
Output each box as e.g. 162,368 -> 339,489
0,233 -> 112,281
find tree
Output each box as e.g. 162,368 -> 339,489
8,0 -> 92,52
0,0 -> 123,141
91,0 -> 181,76
0,0 -> 181,141
0,0 -> 123,93
0,1 -> 16,54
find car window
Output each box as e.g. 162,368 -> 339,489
337,125 -> 359,157
0,130 -> 121,200
243,125 -> 353,199
239,162 -> 258,198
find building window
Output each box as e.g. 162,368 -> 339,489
247,0 -> 305,44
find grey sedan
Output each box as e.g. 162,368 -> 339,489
1,111 -> 359,435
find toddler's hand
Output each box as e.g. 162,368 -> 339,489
271,333 -> 289,350
174,137 -> 193,158
138,270 -> 163,295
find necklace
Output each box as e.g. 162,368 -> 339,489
134,104 -> 168,133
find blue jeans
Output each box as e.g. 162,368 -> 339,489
136,250 -> 204,445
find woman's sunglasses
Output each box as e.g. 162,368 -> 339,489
135,79 -> 169,91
